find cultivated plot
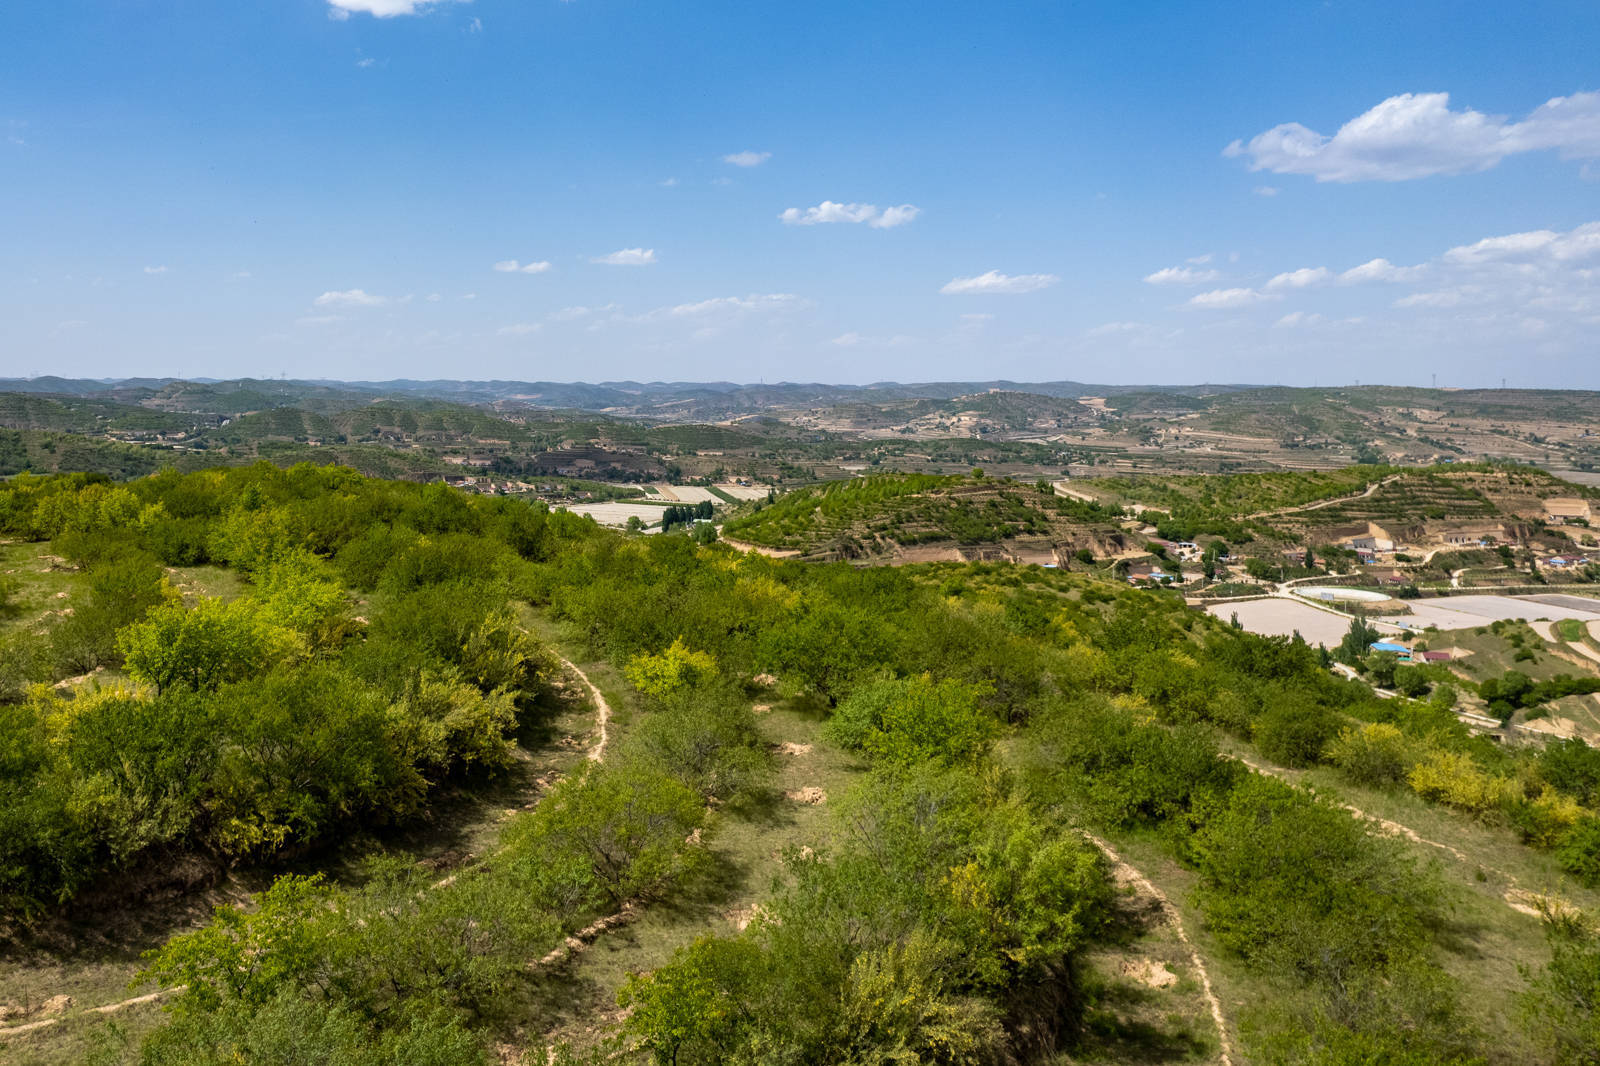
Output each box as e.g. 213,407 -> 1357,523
1205,597 -> 1354,647
1398,594 -> 1600,631
554,501 -> 666,528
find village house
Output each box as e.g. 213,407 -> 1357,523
1333,521 -> 1399,554
1544,497 -> 1593,524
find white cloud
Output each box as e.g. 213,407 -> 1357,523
1225,90 -> 1600,182
873,204 -> 921,229
1143,265 -> 1221,285
1186,253 -> 1214,265
828,331 -> 911,348
779,201 -> 920,228
659,177 -> 679,187
1264,266 -> 1334,290
1086,321 -> 1146,336
1275,311 -> 1325,328
1186,287 -> 1276,309
426,292 -> 441,301
327,0 -> 466,19
296,314 -> 343,327
143,265 -> 169,275
314,288 -> 386,307
1440,223 -> 1600,266
1253,185 -> 1280,197
547,303 -> 618,322
665,293 -> 804,317
1338,257 -> 1425,284
592,247 -> 657,266
497,323 -> 542,336
722,150 -> 771,167
356,57 -> 376,68
939,270 -> 1058,295
232,270 -> 252,280
493,259 -> 552,274
1395,290 -> 1466,309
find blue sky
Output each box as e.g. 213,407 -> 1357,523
3,0 -> 1599,387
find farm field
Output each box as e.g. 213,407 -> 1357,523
1204,596 -> 1362,646
1399,593 -> 1600,632
554,501 -> 668,528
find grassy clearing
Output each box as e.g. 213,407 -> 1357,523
0,541 -> 83,635
526,696 -> 869,1053
1437,624 -> 1581,683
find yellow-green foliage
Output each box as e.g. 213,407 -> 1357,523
118,596 -> 303,693
1326,722 -> 1419,787
625,637 -> 717,699
1407,750 -> 1516,817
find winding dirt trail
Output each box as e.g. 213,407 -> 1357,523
1081,832 -> 1234,1066
1244,474 -> 1402,521
560,658 -> 610,763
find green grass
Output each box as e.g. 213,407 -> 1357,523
1555,618 -> 1587,642
0,541 -> 86,636
529,695 -> 870,1051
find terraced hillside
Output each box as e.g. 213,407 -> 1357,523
721,472 -> 1128,561
1085,464 -> 1598,542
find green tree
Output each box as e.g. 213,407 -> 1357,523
826,674 -> 998,766
119,598 -> 300,694
504,763 -> 708,912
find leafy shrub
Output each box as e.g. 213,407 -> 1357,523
826,674 -> 998,766
1192,776 -> 1440,986
1253,699 -> 1343,768
502,763 -> 708,913
1407,751 -> 1515,818
1326,723 -> 1418,787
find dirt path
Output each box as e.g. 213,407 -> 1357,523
717,535 -> 801,559
1081,832 -> 1234,1066
560,658 -> 610,763
1244,474 -> 1401,521
0,986 -> 184,1041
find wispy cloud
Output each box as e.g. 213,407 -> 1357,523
493,259 -> 552,274
779,201 -> 920,229
662,293 -> 806,317
314,288 -> 386,307
1338,258 -> 1425,284
143,265 -> 169,275
1143,265 -> 1220,285
1264,266 -> 1333,291
940,270 -> 1058,295
722,150 -> 771,167
1225,90 -> 1600,182
1275,311 -> 1325,327
592,248 -> 657,266
327,0 -> 467,19
1185,287 -> 1277,309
